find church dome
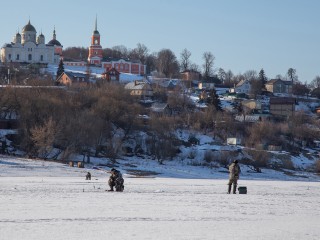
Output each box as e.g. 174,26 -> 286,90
93,30 -> 100,35
48,39 -> 62,46
22,20 -> 36,32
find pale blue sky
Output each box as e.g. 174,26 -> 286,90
1,0 -> 320,82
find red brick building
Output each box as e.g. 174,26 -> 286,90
102,58 -> 145,75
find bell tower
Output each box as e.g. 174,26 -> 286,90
88,16 -> 103,65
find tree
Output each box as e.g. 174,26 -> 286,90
112,45 -> 129,59
156,49 -> 179,78
190,63 -> 200,72
224,70 -> 234,87
287,68 -> 297,83
243,70 -> 257,81
62,47 -> 88,60
202,51 -> 215,80
56,59 -> 64,79
207,88 -> 222,111
218,68 -> 226,83
129,43 -> 149,64
250,79 -> 263,97
145,53 -> 157,75
30,117 -> 60,159
309,76 -> 320,89
292,82 -> 310,96
258,68 -> 267,85
180,48 -> 192,72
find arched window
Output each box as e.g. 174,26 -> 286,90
28,54 -> 32,61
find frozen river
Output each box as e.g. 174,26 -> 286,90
0,157 -> 320,240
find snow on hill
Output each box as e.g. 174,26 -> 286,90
0,155 -> 319,240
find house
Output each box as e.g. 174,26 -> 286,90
102,67 -> 120,81
230,79 -> 251,94
124,80 -> 153,98
180,70 -> 201,81
150,103 -> 172,115
241,99 -> 262,112
265,79 -> 292,94
56,72 -> 88,86
198,82 -> 215,90
269,97 -> 296,117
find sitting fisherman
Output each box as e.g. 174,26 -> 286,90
85,172 -> 91,180
108,168 -> 124,192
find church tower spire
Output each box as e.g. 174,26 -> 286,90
95,15 -> 98,32
88,15 -> 103,65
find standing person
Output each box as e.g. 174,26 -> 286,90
228,160 -> 241,194
108,168 -> 124,192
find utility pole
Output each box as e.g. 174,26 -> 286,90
7,68 -> 10,84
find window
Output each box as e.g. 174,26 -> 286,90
28,54 -> 32,61
40,55 -> 43,61
16,54 -> 19,60
8,54 -> 11,60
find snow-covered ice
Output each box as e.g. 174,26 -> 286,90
1,156 -> 319,240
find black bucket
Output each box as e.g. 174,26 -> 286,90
238,186 -> 247,194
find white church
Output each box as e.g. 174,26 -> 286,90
1,20 -> 63,65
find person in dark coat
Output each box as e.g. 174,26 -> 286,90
228,160 -> 241,194
108,168 -> 124,192
85,172 -> 91,180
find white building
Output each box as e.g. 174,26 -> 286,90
230,79 -> 251,94
1,20 -> 62,65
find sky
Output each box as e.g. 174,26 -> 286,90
1,0 -> 320,82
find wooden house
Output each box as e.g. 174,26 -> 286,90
56,72 -> 88,86
269,97 -> 295,117
265,79 -> 292,94
124,80 -> 153,98
102,67 -> 120,81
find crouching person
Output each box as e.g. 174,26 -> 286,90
86,172 -> 91,180
108,168 -> 124,192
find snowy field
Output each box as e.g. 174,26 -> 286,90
1,157 -> 320,240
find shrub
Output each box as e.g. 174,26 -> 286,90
281,158 -> 295,170
188,149 -> 197,159
204,150 -> 214,163
245,149 -> 270,172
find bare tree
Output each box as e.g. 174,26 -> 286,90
130,43 -> 149,64
156,49 -> 180,78
180,48 -> 192,71
224,70 -> 234,87
190,63 -> 200,72
112,45 -> 129,59
218,68 -> 226,83
243,70 -> 258,81
30,117 -> 60,159
309,76 -> 320,89
202,51 -> 215,80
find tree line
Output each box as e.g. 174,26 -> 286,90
1,81 -> 320,170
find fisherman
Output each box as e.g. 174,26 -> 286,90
228,160 -> 241,194
108,168 -> 124,192
85,172 -> 91,180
